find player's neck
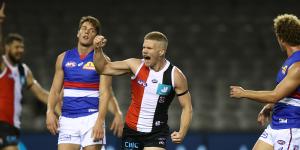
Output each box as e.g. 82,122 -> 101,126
77,44 -> 93,55
152,58 -> 166,72
287,45 -> 300,57
4,54 -> 17,66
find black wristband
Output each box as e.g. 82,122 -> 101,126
177,90 -> 189,97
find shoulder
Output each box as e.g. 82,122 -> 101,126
57,52 -> 66,61
289,62 -> 300,76
173,66 -> 186,80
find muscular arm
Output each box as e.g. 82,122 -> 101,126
26,68 -> 49,104
93,35 -> 140,75
231,63 -> 300,103
46,53 -> 64,135
171,67 -> 192,143
47,53 -> 65,113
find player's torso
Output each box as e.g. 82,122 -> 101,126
0,56 -> 25,128
126,60 -> 176,133
62,48 -> 100,118
273,51 -> 300,129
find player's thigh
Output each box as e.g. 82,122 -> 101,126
82,144 -> 103,150
252,140 -> 273,150
144,147 -> 165,150
1,145 -> 18,150
58,143 -> 81,150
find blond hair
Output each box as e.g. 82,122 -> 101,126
274,14 -> 300,46
144,31 -> 168,49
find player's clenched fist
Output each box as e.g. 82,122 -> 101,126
230,86 -> 245,98
93,35 -> 107,49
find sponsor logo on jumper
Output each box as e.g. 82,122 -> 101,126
83,62 -> 96,70
65,61 -> 77,68
152,79 -> 158,83
279,118 -> 288,124
137,78 -> 147,87
125,142 -> 139,148
157,84 -> 172,95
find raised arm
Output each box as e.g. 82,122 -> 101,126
93,35 -> 140,76
46,52 -> 65,135
230,62 -> 300,103
171,67 -> 193,144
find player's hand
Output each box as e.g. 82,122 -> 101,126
230,86 -> 245,98
93,35 -> 107,49
46,110 -> 59,135
92,119 -> 104,142
110,112 -> 123,138
171,131 -> 184,144
257,104 -> 273,126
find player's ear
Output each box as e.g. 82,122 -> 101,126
159,49 -> 165,56
77,30 -> 80,38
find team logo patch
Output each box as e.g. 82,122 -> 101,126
157,84 -> 171,95
277,140 -> 286,145
83,62 -> 96,70
137,78 -> 147,87
281,65 -> 287,74
65,61 -> 77,68
78,62 -> 84,66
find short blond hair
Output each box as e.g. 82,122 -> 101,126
144,31 -> 168,49
274,14 -> 300,46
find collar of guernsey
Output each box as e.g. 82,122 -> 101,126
61,48 -> 100,118
272,50 -> 300,129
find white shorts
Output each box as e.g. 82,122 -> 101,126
258,125 -> 300,149
58,112 -> 106,147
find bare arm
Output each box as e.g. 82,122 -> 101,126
93,35 -> 140,75
107,90 -> 123,137
46,52 -> 65,135
171,67 -> 193,144
230,62 -> 300,103
92,74 -> 113,140
26,68 -> 49,104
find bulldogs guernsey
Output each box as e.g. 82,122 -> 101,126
0,56 -> 27,128
126,60 -> 176,133
62,48 -> 100,118
273,51 -> 300,129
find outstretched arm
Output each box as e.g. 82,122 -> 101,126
171,67 -> 193,144
230,62 -> 300,103
46,52 -> 65,135
93,35 -> 139,76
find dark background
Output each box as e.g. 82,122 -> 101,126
2,0 -> 300,149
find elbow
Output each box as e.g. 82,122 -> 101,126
267,93 -> 283,103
